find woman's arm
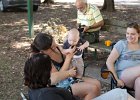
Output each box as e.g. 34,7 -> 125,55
50,65 -> 76,85
106,48 -> 124,87
58,45 -> 74,55
60,46 -> 76,71
60,53 -> 73,71
50,46 -> 76,85
51,71 -> 69,85
106,48 -> 119,80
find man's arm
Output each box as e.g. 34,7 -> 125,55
84,20 -> 104,32
89,20 -> 104,29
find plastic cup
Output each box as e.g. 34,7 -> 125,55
105,40 -> 111,46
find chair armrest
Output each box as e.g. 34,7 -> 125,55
20,92 -> 28,100
101,63 -> 117,85
109,71 -> 117,85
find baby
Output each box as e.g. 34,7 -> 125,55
62,28 -> 89,78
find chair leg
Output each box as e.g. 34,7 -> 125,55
111,79 -> 114,89
20,92 -> 28,100
111,78 -> 117,90
83,66 -> 86,77
93,48 -> 97,60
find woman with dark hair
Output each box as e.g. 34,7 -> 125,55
24,53 -> 76,100
24,53 -> 135,100
31,33 -> 101,100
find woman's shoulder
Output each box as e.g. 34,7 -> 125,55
114,39 -> 127,52
117,39 -> 127,43
116,39 -> 127,46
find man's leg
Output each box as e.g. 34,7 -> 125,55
93,31 -> 99,43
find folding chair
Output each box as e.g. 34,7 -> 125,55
83,60 -> 91,76
20,92 -> 28,100
101,63 -> 117,89
100,43 -> 135,97
101,64 -> 135,96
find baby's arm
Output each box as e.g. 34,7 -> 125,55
78,41 -> 89,51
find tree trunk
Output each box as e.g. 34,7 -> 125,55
42,0 -> 54,4
102,0 -> 115,12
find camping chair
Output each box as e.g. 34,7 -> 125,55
100,43 -> 135,96
101,64 -> 135,96
77,25 -> 94,76
20,92 -> 28,100
83,61 -> 92,76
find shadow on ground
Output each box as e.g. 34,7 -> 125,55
0,1 -> 139,99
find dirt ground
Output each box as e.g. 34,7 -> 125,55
0,2 -> 140,100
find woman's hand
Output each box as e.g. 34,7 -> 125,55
65,46 -> 76,59
117,79 -> 125,88
68,67 -> 77,77
65,48 -> 75,54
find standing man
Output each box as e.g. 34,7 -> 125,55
75,0 -> 104,43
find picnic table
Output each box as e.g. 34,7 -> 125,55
87,30 -> 125,59
87,40 -> 112,59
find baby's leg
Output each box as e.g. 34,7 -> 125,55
69,62 -> 73,69
72,58 -> 84,78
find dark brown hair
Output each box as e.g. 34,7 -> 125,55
127,22 -> 140,33
33,33 -> 53,51
24,53 -> 52,89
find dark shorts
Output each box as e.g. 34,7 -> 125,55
81,31 -> 99,44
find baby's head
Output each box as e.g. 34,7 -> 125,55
68,28 -> 80,46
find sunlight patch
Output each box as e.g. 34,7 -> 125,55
12,42 -> 30,49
